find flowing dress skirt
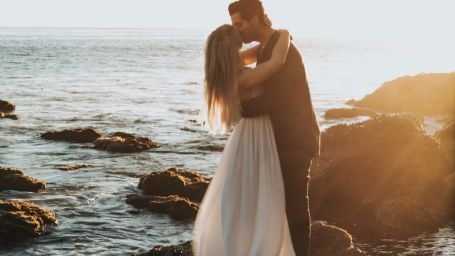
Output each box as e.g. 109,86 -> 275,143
192,115 -> 295,256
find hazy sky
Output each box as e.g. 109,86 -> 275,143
0,0 -> 454,39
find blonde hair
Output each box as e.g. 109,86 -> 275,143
203,24 -> 243,133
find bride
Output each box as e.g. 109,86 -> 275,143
192,24 -> 295,256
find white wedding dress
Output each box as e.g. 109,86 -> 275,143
192,115 -> 296,256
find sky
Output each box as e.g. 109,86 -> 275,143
0,0 -> 454,39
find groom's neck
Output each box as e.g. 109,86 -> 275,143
256,26 -> 275,47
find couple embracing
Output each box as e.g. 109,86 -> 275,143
192,1 -> 321,255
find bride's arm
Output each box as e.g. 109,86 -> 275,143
240,44 -> 259,65
238,29 -> 290,89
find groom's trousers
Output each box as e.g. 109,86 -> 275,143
279,150 -> 313,256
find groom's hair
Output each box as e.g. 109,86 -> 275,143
228,0 -> 272,27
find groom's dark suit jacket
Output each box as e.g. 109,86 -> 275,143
241,31 -> 321,159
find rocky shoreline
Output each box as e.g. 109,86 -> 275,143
1,72 -> 454,254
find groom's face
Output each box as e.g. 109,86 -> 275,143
230,12 -> 256,44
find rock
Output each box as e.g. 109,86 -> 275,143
434,122 -> 454,168
93,132 -> 159,153
138,168 -> 210,202
131,241 -> 193,256
126,194 -> 198,220
0,167 -> 46,192
0,100 -> 15,113
374,198 -> 441,237
310,221 -> 366,256
195,144 -> 224,152
131,222 -> 366,256
0,199 -> 58,245
310,114 -> 454,238
58,164 -> 93,171
324,108 -> 376,120
127,168 -> 209,220
346,72 -> 455,117
41,128 -> 101,143
0,113 -> 20,120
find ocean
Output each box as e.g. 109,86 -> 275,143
0,27 -> 454,255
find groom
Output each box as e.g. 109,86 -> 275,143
228,0 -> 321,255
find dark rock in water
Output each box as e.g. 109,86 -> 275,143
0,199 -> 58,245
346,72 -> 455,116
41,128 -> 101,143
0,113 -> 20,120
58,164 -> 93,171
127,168 -> 209,220
0,100 -> 19,120
0,100 -> 15,113
126,194 -> 198,220
196,144 -> 224,152
0,167 -> 46,192
131,241 -> 193,256
131,222 -> 366,256
93,132 -> 159,153
138,168 -> 210,202
435,122 -> 454,169
324,107 -> 376,120
310,113 -> 454,238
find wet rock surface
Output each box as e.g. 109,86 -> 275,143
126,194 -> 198,220
94,132 -> 159,153
137,168 -> 210,202
0,167 -> 46,192
58,164 -> 93,171
0,113 -> 20,120
0,199 -> 58,245
0,100 -> 20,120
41,128 -> 101,143
0,100 -> 15,113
